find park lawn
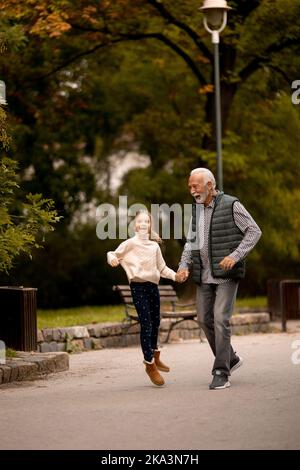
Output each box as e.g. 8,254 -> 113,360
37,305 -> 124,329
37,296 -> 267,329
235,296 -> 267,309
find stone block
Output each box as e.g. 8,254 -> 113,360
56,343 -> 66,352
53,352 -> 69,372
121,322 -> 140,335
17,362 -> 38,380
8,363 -> 19,382
47,341 -> 65,352
88,322 -> 124,338
62,327 -> 90,340
0,365 -> 11,383
83,338 -> 93,350
124,333 -> 139,346
39,342 -> 51,353
101,336 -> 122,348
43,327 -> 89,343
70,339 -> 84,352
42,329 -> 54,342
37,330 -> 44,343
52,329 -> 62,341
0,352 -> 69,384
230,313 -> 270,326
91,338 -> 103,350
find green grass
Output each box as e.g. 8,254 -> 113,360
37,305 -> 124,329
6,348 -> 18,358
37,296 -> 267,329
235,296 -> 267,309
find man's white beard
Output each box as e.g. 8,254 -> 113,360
192,188 -> 209,204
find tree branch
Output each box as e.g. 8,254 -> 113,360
267,65 -> 292,86
121,32 -> 207,85
146,0 -> 213,62
27,42 -> 121,82
229,0 -> 262,21
27,32 -> 206,86
69,23 -> 105,33
239,37 -> 300,82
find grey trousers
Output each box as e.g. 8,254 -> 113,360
197,281 -> 239,376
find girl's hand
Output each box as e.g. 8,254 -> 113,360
111,258 -> 119,267
176,270 -> 189,283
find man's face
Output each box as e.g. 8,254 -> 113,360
188,174 -> 210,204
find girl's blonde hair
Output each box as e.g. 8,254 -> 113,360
134,210 -> 162,244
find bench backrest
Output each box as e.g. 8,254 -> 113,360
113,284 -> 178,304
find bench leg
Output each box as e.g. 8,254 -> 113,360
163,319 -> 202,344
164,321 -> 177,344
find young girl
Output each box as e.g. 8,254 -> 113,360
107,210 -> 181,387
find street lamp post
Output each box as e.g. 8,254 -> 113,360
200,0 -> 231,191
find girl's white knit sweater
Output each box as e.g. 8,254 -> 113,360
107,233 -> 176,284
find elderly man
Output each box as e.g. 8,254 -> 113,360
178,168 -> 261,390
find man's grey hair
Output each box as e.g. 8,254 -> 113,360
190,168 -> 216,189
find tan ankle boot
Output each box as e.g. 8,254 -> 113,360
144,361 -> 165,386
154,350 -> 170,373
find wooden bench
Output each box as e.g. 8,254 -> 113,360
113,284 -> 199,343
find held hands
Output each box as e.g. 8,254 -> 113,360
219,256 -> 236,271
176,269 -> 189,283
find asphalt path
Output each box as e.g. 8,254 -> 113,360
1,331 -> 300,450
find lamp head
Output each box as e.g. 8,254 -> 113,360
200,0 -> 231,30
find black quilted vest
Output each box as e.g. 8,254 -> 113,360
190,192 -> 245,284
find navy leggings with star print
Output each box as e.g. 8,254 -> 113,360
130,282 -> 160,362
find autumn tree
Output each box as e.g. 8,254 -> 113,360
0,26 -> 59,273
3,0 -> 299,150
1,1 -> 300,303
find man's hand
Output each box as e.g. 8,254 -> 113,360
110,258 -> 120,267
176,269 -> 189,283
219,256 -> 236,271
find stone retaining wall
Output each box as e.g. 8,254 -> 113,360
0,352 -> 69,385
38,313 -> 271,353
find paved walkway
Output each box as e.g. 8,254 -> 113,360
1,330 -> 300,450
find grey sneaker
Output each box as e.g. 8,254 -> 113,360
230,355 -> 243,374
209,371 -> 230,390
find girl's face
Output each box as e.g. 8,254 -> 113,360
135,213 -> 151,235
